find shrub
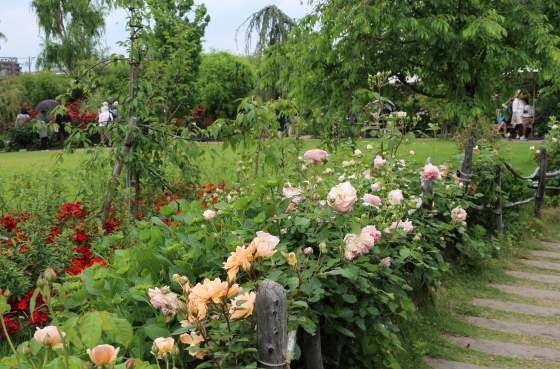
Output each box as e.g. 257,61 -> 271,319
6,120 -> 38,151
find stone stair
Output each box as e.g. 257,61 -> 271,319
428,242 -> 560,369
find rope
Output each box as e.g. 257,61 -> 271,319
255,358 -> 290,368
458,171 -> 473,179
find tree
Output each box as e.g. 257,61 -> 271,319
31,0 -> 111,75
237,5 -> 298,101
196,51 -> 256,119
268,0 -> 560,124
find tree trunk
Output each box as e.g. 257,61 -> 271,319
459,136 -> 475,188
101,117 -> 137,223
133,169 -> 141,221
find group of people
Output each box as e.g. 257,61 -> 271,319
496,90 -> 534,141
13,100 -> 118,151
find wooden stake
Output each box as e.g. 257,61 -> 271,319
534,146 -> 548,219
256,279 -> 287,369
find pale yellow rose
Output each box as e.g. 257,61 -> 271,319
34,326 -> 65,349
153,337 -> 174,356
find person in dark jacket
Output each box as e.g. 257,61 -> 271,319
55,111 -> 72,149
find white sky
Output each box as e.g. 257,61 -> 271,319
0,0 -> 314,72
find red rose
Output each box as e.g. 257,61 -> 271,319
19,102 -> 23,106
195,116 -> 200,119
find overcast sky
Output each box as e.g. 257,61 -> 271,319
0,0 -> 314,72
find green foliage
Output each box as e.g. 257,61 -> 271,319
18,72 -> 68,107
0,76 -> 24,124
196,51 -> 256,119
266,0 -> 560,129
31,0 -> 111,74
6,120 -> 39,151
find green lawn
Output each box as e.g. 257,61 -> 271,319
0,138 -> 539,179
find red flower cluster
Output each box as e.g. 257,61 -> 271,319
1,317 -> 20,339
18,102 -> 38,116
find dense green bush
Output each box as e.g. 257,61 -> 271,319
196,51 -> 256,119
18,72 -> 68,108
6,121 -> 39,151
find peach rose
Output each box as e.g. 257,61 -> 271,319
327,182 -> 357,213
180,332 -> 205,359
229,292 -> 256,319
153,337 -> 174,356
223,246 -> 253,282
34,326 -> 65,348
303,149 -> 328,164
189,278 -> 228,304
248,231 -> 280,258
87,345 -> 120,366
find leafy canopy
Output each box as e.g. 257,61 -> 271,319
267,0 -> 560,123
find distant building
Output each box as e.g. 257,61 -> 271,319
0,57 -> 21,76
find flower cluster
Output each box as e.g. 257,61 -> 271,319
344,225 -> 382,260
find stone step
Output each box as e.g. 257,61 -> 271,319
448,337 -> 560,362
491,284 -> 560,299
530,250 -> 560,259
506,270 -> 560,284
428,358 -> 496,369
520,259 -> 560,271
473,298 -> 560,317
542,242 -> 560,249
463,316 -> 560,338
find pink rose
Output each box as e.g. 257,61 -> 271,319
203,210 -> 215,220
344,232 -> 375,258
451,206 -> 467,222
385,219 -> 413,234
282,186 -> 302,199
362,194 -> 382,208
420,163 -> 441,181
342,161 -> 350,167
374,155 -> 386,168
371,182 -> 381,191
378,257 -> 391,268
249,231 -> 280,258
285,202 -> 297,213
327,182 -> 358,213
363,169 -> 372,180
304,247 -> 313,255
303,149 -> 328,164
387,189 -> 403,207
361,225 -> 382,242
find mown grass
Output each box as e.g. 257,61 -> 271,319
395,207 -> 560,369
0,138 -> 540,177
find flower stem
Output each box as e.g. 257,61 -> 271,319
0,313 -> 22,369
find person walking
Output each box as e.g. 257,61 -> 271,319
275,108 -> 287,139
520,97 -> 533,141
37,111 -> 50,151
98,105 -> 113,146
15,106 -> 30,125
55,110 -> 72,148
511,90 -> 524,139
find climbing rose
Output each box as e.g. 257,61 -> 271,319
248,231 -> 280,258
303,149 -> 328,164
223,246 -> 253,282
362,194 -> 381,208
362,225 -> 382,242
387,189 -> 403,207
451,206 -> 467,222
88,345 -> 120,366
371,182 -> 381,191
230,292 -> 256,319
153,337 -> 174,357
379,257 -> 391,268
344,232 -> 375,258
34,326 -> 65,348
420,163 -> 441,180
203,210 -> 215,220
327,182 -> 358,213
386,219 -> 414,234
189,278 -> 228,304
374,155 -> 386,168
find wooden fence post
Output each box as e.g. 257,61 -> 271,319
495,146 -> 504,234
459,136 -> 475,188
302,319 -> 324,369
535,146 -> 548,219
256,279 -> 287,369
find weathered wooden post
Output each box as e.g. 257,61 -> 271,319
534,146 -> 548,219
495,146 -> 504,234
421,157 -> 434,210
302,319 -> 324,369
256,279 -> 287,369
459,136 -> 475,188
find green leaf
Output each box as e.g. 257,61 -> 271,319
333,325 -> 356,338
111,317 -> 134,348
294,217 -> 310,227
400,299 -> 416,312
79,311 -> 103,349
